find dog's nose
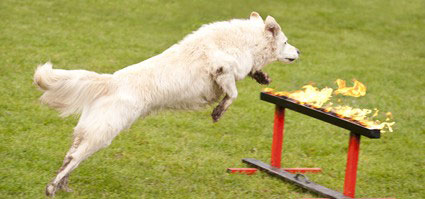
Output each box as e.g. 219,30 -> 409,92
296,49 -> 301,55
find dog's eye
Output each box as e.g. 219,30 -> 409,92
284,41 -> 287,45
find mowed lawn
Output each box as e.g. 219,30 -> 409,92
1,0 -> 424,198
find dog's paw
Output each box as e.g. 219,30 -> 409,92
252,71 -> 272,85
46,183 -> 57,197
211,106 -> 224,122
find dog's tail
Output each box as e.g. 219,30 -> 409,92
34,62 -> 115,117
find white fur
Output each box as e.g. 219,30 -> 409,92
35,12 -> 299,196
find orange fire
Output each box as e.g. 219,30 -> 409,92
334,79 -> 366,97
263,80 -> 395,132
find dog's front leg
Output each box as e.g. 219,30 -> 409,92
212,70 -> 238,122
212,95 -> 231,122
249,70 -> 272,85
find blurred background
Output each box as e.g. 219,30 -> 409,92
0,0 -> 424,198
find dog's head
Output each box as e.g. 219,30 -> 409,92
250,12 -> 300,64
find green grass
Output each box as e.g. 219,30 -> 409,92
1,0 -> 424,198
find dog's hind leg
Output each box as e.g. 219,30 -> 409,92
55,135 -> 83,192
46,101 -> 141,196
46,139 -> 102,196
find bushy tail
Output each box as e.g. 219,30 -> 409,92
34,62 -> 115,117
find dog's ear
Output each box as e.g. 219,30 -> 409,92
250,11 -> 263,22
265,16 -> 281,37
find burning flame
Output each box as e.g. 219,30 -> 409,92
334,79 -> 366,97
263,80 -> 395,132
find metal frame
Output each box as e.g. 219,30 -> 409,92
242,158 -> 351,199
260,92 -> 380,138
238,92 -> 382,198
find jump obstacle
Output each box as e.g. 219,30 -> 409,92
227,92 -> 394,199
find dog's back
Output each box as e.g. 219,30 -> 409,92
35,18 -> 268,116
109,19 -> 266,110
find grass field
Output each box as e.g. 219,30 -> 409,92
1,0 -> 424,198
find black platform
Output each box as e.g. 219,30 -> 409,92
260,92 -> 380,138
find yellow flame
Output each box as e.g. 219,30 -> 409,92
372,109 -> 379,118
288,85 -> 333,107
262,88 -> 275,93
334,79 -> 366,97
385,112 -> 393,121
263,79 -> 395,132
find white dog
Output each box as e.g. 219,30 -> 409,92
34,12 -> 299,196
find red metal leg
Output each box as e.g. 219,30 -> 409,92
271,106 -> 285,168
344,132 -> 361,198
227,168 -> 257,175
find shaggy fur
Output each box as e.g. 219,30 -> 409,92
34,12 -> 299,196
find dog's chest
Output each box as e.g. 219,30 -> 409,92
233,54 -> 254,81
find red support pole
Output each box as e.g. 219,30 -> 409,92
344,132 -> 361,198
271,106 -> 285,168
227,168 -> 258,175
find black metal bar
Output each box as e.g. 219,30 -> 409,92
242,158 -> 352,199
260,92 -> 380,138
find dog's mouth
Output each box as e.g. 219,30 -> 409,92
284,58 -> 296,63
